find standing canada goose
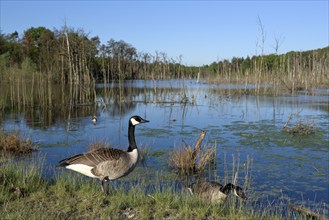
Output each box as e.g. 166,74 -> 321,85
57,115 -> 149,194
91,116 -> 97,125
187,181 -> 247,203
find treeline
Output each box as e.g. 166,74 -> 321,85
0,25 -> 328,90
205,47 -> 329,78
0,26 -> 193,85
203,47 -> 329,92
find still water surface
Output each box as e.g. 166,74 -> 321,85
2,80 -> 328,211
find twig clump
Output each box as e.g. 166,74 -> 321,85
0,130 -> 36,155
283,122 -> 316,136
282,111 -> 316,136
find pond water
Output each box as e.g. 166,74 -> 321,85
1,79 -> 328,213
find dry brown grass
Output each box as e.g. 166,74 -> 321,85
169,144 -> 195,174
169,131 -> 215,179
0,130 -> 36,155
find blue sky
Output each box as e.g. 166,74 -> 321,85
1,1 -> 328,66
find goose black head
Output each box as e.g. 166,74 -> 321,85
222,183 -> 247,200
233,185 -> 247,200
129,115 -> 149,126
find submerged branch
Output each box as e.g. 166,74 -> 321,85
288,204 -> 328,220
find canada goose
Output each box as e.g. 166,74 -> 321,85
187,181 -> 247,203
57,115 -> 149,194
91,116 -> 97,125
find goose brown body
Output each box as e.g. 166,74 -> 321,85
188,181 -> 247,203
58,147 -> 138,180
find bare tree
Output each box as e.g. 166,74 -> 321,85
272,33 -> 285,54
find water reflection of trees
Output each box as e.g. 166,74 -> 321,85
2,80 -> 327,131
206,87 -> 329,113
0,81 -> 197,129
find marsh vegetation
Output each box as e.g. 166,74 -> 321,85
0,79 -> 328,219
0,25 -> 328,219
0,129 -> 36,155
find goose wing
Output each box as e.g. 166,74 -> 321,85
57,147 -> 127,167
208,181 -> 224,189
190,181 -> 224,191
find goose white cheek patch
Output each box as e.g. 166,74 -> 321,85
130,118 -> 140,126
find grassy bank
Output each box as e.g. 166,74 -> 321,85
0,157 -> 318,220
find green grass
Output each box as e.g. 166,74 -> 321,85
0,157 -> 321,220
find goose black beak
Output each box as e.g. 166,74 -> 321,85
141,118 -> 149,123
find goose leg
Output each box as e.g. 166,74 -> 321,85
99,179 -> 104,193
100,177 -> 109,195
103,179 -> 109,195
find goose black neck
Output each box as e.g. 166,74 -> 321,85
222,183 -> 235,195
127,124 -> 137,152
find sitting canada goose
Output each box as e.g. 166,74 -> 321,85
57,115 -> 149,194
187,181 -> 247,203
91,116 -> 97,125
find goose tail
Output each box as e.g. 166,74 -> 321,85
56,159 -> 70,167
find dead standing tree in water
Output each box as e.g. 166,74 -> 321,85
60,25 -> 98,106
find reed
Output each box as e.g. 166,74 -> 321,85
220,148 -> 253,193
